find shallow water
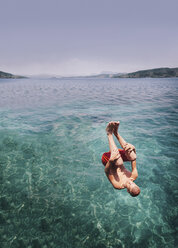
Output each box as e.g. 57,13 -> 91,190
0,77 -> 178,248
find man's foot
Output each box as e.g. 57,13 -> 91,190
109,148 -> 121,162
106,121 -> 116,135
113,121 -> 120,136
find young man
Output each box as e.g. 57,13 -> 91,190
104,121 -> 140,197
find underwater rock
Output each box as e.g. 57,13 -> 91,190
40,218 -> 50,232
0,212 -> 6,224
32,238 -> 42,248
0,197 -> 10,210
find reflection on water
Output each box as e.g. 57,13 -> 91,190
0,78 -> 178,247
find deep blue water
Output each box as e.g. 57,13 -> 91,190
0,77 -> 178,248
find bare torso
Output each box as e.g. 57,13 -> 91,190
107,163 -> 133,189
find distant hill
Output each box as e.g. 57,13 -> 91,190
113,67 -> 178,78
1,67 -> 178,79
82,73 -> 123,78
60,73 -> 124,79
0,71 -> 26,79
60,67 -> 178,79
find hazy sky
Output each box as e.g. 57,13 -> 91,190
1,0 -> 178,76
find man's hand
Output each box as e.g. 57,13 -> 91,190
123,143 -> 136,153
109,149 -> 121,162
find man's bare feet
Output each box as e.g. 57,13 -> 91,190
106,121 -> 120,135
113,121 -> 120,136
109,148 -> 121,162
106,121 -> 115,135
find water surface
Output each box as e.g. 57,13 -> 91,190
0,78 -> 178,247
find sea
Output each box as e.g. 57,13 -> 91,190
0,77 -> 177,248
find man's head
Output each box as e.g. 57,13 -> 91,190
126,181 -> 140,197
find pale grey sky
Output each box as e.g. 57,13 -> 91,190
0,0 -> 178,76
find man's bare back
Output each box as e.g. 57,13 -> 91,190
105,122 -> 140,197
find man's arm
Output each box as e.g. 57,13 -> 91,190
130,160 -> 138,180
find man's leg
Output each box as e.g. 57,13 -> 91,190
107,121 -> 126,148
106,123 -> 124,166
111,121 -> 137,161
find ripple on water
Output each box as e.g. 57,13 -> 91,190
0,78 -> 178,247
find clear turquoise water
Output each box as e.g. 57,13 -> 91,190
0,78 -> 177,248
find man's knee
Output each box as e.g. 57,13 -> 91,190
124,143 -> 136,161
126,150 -> 136,161
115,157 -> 124,166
